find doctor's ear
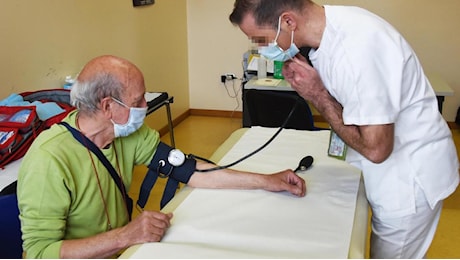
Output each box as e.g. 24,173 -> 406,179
281,13 -> 298,30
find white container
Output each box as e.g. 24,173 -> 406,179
257,56 -> 267,79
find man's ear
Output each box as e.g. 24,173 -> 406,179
281,12 -> 297,31
100,97 -> 113,118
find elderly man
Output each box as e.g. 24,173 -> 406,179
17,55 -> 306,258
229,0 -> 459,258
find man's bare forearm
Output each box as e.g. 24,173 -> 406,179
306,87 -> 393,163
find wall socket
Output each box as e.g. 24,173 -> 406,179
220,73 -> 236,83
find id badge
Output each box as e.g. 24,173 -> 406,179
328,130 -> 347,160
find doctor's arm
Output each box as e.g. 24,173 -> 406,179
283,57 -> 394,163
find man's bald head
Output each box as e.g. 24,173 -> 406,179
71,55 -> 145,114
77,55 -> 143,86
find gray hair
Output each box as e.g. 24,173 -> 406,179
70,73 -> 124,115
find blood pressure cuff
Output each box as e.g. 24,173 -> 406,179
137,142 -> 197,209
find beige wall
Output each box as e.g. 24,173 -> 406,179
187,0 -> 248,113
0,0 -> 189,130
187,0 -> 460,122
1,1 -> 459,124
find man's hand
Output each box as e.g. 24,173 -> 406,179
283,56 -> 326,102
119,210 -> 173,246
59,210 -> 174,258
264,169 -> 307,197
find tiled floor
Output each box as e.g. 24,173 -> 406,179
129,115 -> 460,258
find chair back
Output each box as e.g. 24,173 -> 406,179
0,194 -> 23,259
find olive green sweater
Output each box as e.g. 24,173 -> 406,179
17,110 -> 160,258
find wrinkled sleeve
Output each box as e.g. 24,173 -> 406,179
18,150 -> 71,259
133,123 -> 161,165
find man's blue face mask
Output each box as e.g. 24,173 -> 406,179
258,16 -> 300,62
111,97 -> 147,138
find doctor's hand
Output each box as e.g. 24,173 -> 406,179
283,56 -> 327,102
264,169 -> 307,197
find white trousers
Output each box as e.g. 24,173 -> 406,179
370,184 -> 443,259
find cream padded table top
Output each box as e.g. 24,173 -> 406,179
120,127 -> 368,259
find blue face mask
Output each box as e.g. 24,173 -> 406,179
111,97 -> 147,137
258,17 -> 300,62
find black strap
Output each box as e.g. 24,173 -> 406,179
137,142 -> 180,209
161,178 -> 179,209
137,167 -> 179,210
137,166 -> 159,209
59,122 -> 132,220
138,142 -> 197,210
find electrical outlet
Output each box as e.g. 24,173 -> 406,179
225,73 -> 236,80
220,73 -> 237,83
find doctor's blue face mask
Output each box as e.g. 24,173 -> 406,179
258,16 -> 300,62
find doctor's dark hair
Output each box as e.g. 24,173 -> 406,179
70,73 -> 124,114
229,0 -> 309,28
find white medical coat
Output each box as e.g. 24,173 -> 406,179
309,5 -> 459,218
